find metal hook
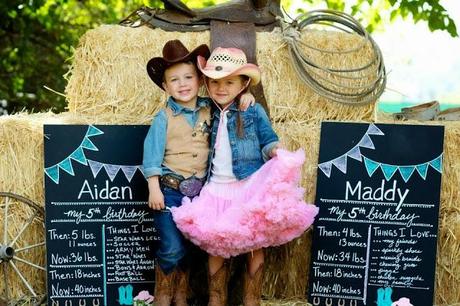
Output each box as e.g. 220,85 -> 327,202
65,301 -> 72,306
312,297 -> 321,306
350,300 -> 358,306
325,298 -> 333,306
79,299 -> 86,306
92,299 -> 100,306
338,299 -> 345,306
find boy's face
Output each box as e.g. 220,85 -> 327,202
162,62 -> 201,106
207,75 -> 246,108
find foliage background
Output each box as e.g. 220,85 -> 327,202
0,0 -> 457,115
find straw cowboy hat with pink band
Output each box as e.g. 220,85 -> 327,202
197,47 -> 261,86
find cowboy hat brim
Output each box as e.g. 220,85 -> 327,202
197,55 -> 261,86
147,44 -> 210,90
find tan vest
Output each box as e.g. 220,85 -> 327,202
163,106 -> 211,178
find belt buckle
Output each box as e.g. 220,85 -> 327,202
162,175 -> 181,190
179,176 -> 203,197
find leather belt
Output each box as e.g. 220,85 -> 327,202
160,174 -> 205,197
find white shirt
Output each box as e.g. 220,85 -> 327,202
210,111 -> 237,183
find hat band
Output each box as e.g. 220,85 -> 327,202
204,63 -> 243,73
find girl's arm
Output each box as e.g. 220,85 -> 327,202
254,104 -> 279,161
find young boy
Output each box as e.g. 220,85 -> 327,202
143,39 -> 210,306
143,40 -> 254,305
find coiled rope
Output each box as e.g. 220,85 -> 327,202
279,9 -> 387,105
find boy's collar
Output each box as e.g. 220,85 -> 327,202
167,96 -> 208,115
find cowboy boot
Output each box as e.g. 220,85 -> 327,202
208,263 -> 230,306
154,267 -> 175,306
174,268 -> 189,306
243,264 -> 264,306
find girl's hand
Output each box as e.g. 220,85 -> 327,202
270,143 -> 284,157
239,92 -> 255,111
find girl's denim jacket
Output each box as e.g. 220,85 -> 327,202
208,103 -> 279,180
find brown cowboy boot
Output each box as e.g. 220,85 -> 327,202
174,268 -> 189,306
154,267 -> 175,306
208,263 -> 230,306
243,264 -> 264,306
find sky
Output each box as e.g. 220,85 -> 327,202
374,1 -> 460,105
288,0 -> 460,107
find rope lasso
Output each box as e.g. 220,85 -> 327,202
278,9 -> 387,105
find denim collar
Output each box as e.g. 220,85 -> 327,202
227,102 -> 239,112
167,96 -> 209,116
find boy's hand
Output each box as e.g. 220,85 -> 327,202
147,176 -> 165,210
239,92 -> 255,111
149,188 -> 165,210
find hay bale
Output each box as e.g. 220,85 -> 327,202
2,112 -> 459,304
0,114 -> 321,301
272,120 -> 460,305
0,111 -> 152,204
0,113 -> 51,299
431,122 -> 460,304
65,25 -> 376,123
436,212 -> 460,304
0,195 -> 45,301
0,111 -> 152,300
263,122 -> 320,298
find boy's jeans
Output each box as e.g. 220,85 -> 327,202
154,186 -> 187,274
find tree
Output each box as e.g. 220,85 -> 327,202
287,0 -> 458,36
0,0 -> 457,114
0,0 -> 162,114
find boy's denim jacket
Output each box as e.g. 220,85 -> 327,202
143,96 -> 210,178
208,102 -> 279,180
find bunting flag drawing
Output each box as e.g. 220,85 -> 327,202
87,159 -> 144,183
363,153 -> 443,182
44,126 -> 104,184
318,123 -> 384,178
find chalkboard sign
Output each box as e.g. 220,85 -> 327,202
308,122 -> 444,306
44,125 -> 159,306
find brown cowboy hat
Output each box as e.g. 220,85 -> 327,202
146,39 -> 210,90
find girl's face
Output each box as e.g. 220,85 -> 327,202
207,75 -> 247,108
162,62 -> 201,107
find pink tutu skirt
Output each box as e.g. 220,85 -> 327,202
171,149 -> 319,258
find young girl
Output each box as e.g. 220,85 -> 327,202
171,47 -> 319,305
144,40 -> 255,305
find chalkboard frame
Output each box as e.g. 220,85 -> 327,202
307,122 -> 444,306
44,125 -> 159,306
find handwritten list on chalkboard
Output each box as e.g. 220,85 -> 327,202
44,125 -> 158,306
308,122 -> 444,306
